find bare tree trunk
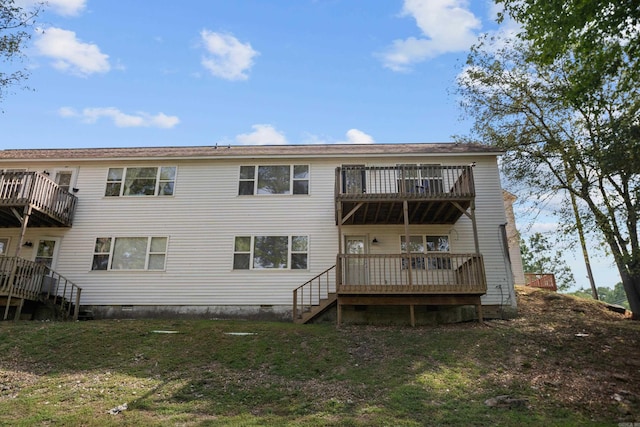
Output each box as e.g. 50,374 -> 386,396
568,190 -> 599,300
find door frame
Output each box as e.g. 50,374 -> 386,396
32,237 -> 62,271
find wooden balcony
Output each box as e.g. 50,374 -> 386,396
0,171 -> 77,227
337,253 -> 486,294
335,165 -> 475,225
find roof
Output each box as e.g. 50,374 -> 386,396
0,142 -> 502,161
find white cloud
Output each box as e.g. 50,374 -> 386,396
379,0 -> 481,71
235,124 -> 287,145
16,0 -> 86,16
342,129 -> 375,144
59,107 -> 180,129
35,27 -> 110,76
200,30 -> 259,81
302,129 -> 376,145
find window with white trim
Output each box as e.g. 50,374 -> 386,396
401,235 -> 450,269
91,237 -> 168,270
238,165 -> 309,195
0,237 -> 9,255
233,235 -> 308,270
397,164 -> 443,194
105,167 -> 176,196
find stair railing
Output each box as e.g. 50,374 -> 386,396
292,265 -> 336,321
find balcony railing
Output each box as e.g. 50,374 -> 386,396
335,165 -> 475,200
337,253 -> 486,294
0,171 -> 77,226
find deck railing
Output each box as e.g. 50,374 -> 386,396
0,171 -> 77,225
524,273 -> 557,292
293,265 -> 336,321
0,256 -> 82,320
335,165 -> 475,199
337,253 -> 486,294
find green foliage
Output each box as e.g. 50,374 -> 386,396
0,0 -> 40,103
571,282 -> 631,310
457,2 -> 640,314
520,233 -> 575,291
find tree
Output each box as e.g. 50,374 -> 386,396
456,31 -> 640,317
570,283 -> 630,310
0,0 -> 40,104
520,233 -> 576,292
496,0 -> 640,106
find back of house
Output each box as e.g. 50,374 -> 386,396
0,143 -> 520,324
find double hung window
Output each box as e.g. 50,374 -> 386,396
0,237 -> 9,255
105,167 -> 176,196
238,165 -> 309,195
401,235 -> 450,269
233,235 -> 308,270
398,164 -> 443,194
91,237 -> 168,270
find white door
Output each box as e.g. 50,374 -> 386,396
344,236 -> 368,285
34,238 -> 60,271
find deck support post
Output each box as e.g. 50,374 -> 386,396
3,258 -> 18,320
476,302 -> 483,323
13,205 -> 33,258
337,299 -> 342,326
402,199 -> 413,287
13,298 -> 24,321
409,304 -> 415,327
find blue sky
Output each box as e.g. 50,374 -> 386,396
3,0 -> 505,148
2,0 -> 620,290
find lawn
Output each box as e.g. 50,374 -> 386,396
1,287 -> 639,426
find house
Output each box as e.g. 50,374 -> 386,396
0,143 -> 520,324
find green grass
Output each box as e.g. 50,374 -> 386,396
0,316 -> 637,426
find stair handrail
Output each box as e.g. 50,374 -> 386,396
41,266 -> 83,320
1,256 -> 82,320
292,265 -> 336,321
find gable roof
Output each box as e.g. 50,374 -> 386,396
0,142 -> 502,161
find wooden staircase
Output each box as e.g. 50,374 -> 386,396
293,265 -> 336,324
296,293 -> 337,324
1,256 -> 82,321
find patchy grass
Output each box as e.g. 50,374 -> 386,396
0,287 -> 639,426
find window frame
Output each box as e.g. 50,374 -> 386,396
104,166 -> 177,197
397,164 -> 444,194
233,235 -> 309,270
400,234 -> 451,270
0,237 -> 9,256
91,236 -> 168,271
237,165 -> 310,196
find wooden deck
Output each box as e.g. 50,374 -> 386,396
335,165 -> 474,225
0,171 -> 77,227
293,254 -> 487,324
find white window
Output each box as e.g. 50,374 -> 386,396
105,167 -> 176,197
91,237 -> 168,270
398,164 -> 443,194
54,170 -> 73,192
238,165 -> 309,195
401,235 -> 450,269
233,235 -> 308,270
0,237 -> 9,255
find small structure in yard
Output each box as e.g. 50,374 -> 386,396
524,273 -> 557,292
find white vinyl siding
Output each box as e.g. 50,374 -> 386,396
3,153 -> 512,309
